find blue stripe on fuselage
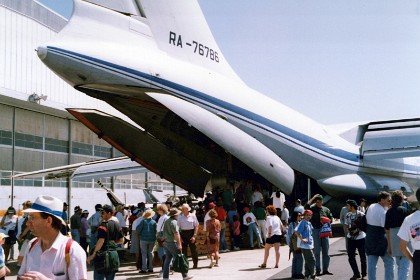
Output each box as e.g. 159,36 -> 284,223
48,46 -> 360,165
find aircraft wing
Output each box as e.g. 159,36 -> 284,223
12,156 -> 146,180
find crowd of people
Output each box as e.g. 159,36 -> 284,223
0,184 -> 419,280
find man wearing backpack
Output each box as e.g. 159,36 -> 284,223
18,195 -> 87,279
87,204 -> 124,280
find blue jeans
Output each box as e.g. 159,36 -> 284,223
248,223 -> 263,247
291,250 -> 304,277
367,254 -> 395,280
312,228 -> 330,273
71,229 -> 80,244
219,227 -> 227,251
94,270 -> 115,280
90,231 -> 98,254
140,240 -> 154,271
163,242 -> 189,279
395,256 -> 410,280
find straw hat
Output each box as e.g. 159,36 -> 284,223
181,203 -> 191,211
142,209 -> 156,219
23,195 -> 66,225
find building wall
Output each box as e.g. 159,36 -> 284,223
0,0 -> 129,120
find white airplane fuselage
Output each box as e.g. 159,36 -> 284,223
37,0 -> 419,201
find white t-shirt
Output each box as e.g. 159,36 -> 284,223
265,215 -> 282,236
131,217 -> 143,232
251,191 -> 264,206
344,211 -> 366,240
270,192 -> 285,210
0,215 -> 17,234
243,212 -> 257,226
397,210 -> 420,250
116,212 -> 126,227
281,208 -> 289,222
366,203 -> 387,227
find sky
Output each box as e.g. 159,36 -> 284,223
38,0 -> 420,125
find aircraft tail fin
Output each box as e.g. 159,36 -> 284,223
139,0 -> 242,81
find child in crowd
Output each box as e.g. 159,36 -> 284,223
243,207 -> 264,249
0,233 -> 11,279
295,210 -> 319,280
231,215 -> 241,250
288,212 -> 304,279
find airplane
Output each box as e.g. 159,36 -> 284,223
35,0 -> 420,213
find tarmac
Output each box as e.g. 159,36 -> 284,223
7,236 -> 405,280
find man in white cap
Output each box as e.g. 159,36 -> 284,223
18,195 -> 87,279
178,203 -> 199,268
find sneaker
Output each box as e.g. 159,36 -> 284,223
209,261 -> 215,268
139,270 -> 147,273
183,276 -> 194,280
322,271 -> 333,275
214,263 -> 219,267
148,269 -> 153,273
225,249 -> 230,252
350,276 -> 361,280
233,246 -> 240,250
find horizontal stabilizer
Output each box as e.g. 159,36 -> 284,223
361,118 -> 420,160
83,0 -> 140,15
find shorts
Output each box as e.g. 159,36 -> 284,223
266,234 -> 282,244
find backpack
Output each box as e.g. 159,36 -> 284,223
354,213 -> 367,232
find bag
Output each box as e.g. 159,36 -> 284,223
157,231 -> 165,247
173,253 -> 189,274
6,229 -> 17,244
355,214 -> 367,232
319,217 -> 332,238
94,250 -> 110,273
94,250 -> 119,274
152,251 -> 162,267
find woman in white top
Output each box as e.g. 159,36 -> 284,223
259,205 -> 282,269
0,207 -> 18,262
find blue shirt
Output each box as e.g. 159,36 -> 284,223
227,210 -> 237,223
0,245 -> 4,268
136,218 -> 157,242
295,219 -> 314,249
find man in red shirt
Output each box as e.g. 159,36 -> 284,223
215,202 -> 229,252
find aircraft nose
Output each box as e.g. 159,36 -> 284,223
37,45 -> 48,61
